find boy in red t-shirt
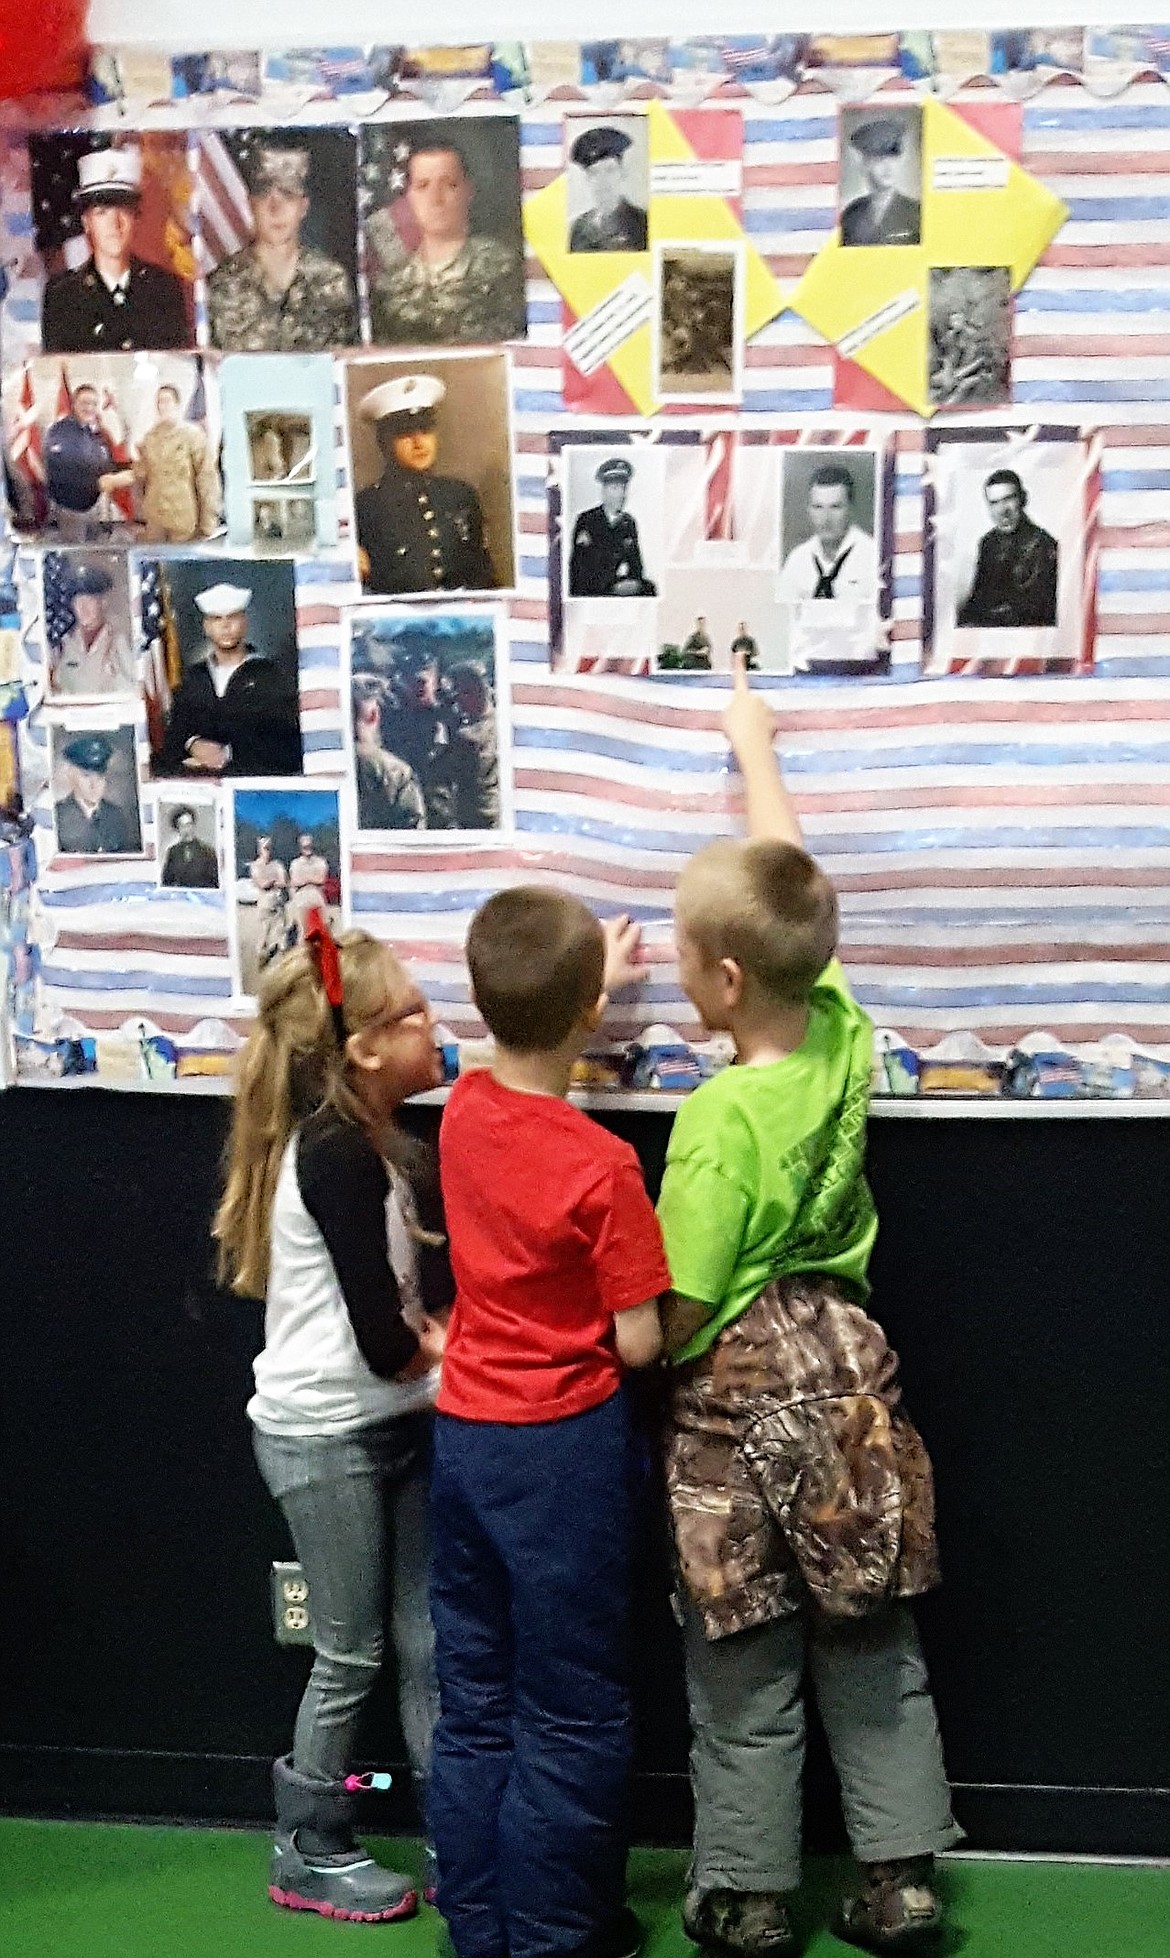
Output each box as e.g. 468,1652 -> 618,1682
433,887 -> 668,1958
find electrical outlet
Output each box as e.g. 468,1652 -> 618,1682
272,1561 -> 315,1646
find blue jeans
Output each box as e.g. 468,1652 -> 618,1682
253,1412 -> 437,1790
430,1390 -> 638,1958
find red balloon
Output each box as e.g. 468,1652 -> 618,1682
0,0 -> 89,97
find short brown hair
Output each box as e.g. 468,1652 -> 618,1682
467,886 -> 606,1052
677,839 -> 838,1004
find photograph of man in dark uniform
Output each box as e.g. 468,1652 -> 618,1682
568,457 -> 657,597
957,469 -> 1059,629
568,125 -> 648,253
53,730 -> 140,854
40,144 -> 191,354
160,804 -> 220,887
156,581 -> 303,778
840,115 -> 922,248
354,373 -> 498,597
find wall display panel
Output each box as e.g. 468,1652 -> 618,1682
5,34 -> 1170,1103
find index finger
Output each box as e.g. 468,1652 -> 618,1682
731,645 -> 750,690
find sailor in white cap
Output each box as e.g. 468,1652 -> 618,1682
207,138 -> 358,353
41,142 -> 191,355
157,579 -> 303,779
353,372 -> 498,596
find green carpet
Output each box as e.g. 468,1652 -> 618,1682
0,1820 -> 1165,1957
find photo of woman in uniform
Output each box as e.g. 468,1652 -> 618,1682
362,120 -> 527,347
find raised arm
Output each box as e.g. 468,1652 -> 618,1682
721,649 -> 804,848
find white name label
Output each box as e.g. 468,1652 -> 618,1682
564,273 -> 654,376
838,288 -> 922,359
650,160 -> 743,197
932,155 -> 1012,192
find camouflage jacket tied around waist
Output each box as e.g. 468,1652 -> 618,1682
666,1276 -> 940,1641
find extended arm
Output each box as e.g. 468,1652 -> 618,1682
721,649 -> 804,846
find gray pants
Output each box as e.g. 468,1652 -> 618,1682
683,1599 -> 960,1896
253,1412 -> 437,1788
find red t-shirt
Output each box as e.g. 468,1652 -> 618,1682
437,1070 -> 670,1424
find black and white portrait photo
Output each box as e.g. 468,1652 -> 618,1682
554,442 -> 666,672
50,722 -> 143,857
347,607 -> 507,834
361,119 -> 527,347
156,795 -> 220,889
247,412 -> 314,485
838,109 -> 922,248
345,353 -> 516,599
655,243 -> 743,404
146,558 -> 303,780
566,117 -> 650,255
929,267 -> 1012,410
926,430 -> 1092,676
777,449 -> 887,674
201,130 -> 360,354
568,455 -> 658,598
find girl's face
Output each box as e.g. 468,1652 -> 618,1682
356,951 -> 441,1103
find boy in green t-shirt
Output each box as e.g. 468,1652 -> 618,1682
657,659 -> 959,1957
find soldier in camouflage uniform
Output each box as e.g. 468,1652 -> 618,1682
102,383 -> 221,543
367,133 -> 525,346
207,143 -> 358,353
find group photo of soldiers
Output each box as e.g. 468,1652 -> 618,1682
655,245 -> 742,401
349,611 -> 503,835
230,786 -> 343,999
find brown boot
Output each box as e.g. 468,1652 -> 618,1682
833,1856 -> 943,1951
683,1886 -> 798,1957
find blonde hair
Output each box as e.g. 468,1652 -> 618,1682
213,930 -> 415,1299
677,839 -> 838,1004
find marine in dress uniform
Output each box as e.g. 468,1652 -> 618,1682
207,144 -> 358,353
958,471 -> 1059,629
41,146 -> 190,354
568,457 -> 656,598
569,126 -> 648,253
840,118 -> 922,248
161,807 -> 219,888
50,562 -> 136,695
354,375 -> 497,597
158,583 -> 303,778
54,732 -> 133,853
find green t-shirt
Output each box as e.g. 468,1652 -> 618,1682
656,960 -> 877,1363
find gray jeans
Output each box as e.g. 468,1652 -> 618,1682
253,1412 -> 437,1789
683,1599 -> 961,1895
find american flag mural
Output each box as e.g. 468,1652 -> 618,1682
7,69 -> 1170,1075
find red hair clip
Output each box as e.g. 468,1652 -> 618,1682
304,907 -> 346,1046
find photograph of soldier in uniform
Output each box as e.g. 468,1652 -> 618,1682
28,135 -> 194,354
926,430 -> 1091,675
654,243 -> 744,403
345,353 -> 516,598
203,131 -> 360,354
347,607 -> 507,834
5,354 -> 221,546
838,110 -> 922,247
148,560 -> 303,780
156,797 -> 220,889
568,457 -> 658,597
566,119 -> 650,254
362,118 -> 527,347
929,267 -> 1012,410
246,413 -> 314,485
50,724 -> 142,856
555,442 -> 665,672
43,552 -> 136,699
778,450 -> 886,674
229,785 -> 343,1000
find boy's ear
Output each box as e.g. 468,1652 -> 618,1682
582,993 -> 607,1036
345,1028 -> 379,1074
719,957 -> 746,1007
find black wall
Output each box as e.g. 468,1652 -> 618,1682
0,1091 -> 1166,1855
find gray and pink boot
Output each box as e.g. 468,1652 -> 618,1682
269,1754 -> 419,1924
